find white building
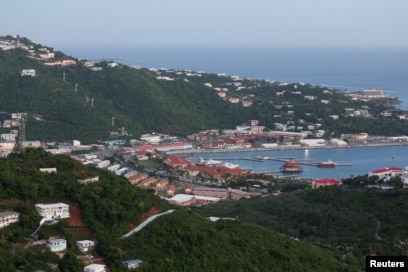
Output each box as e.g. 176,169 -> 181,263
76,240 -> 95,253
35,203 -> 70,220
97,160 -> 110,168
0,211 -> 19,228
47,238 -> 67,252
39,168 -> 57,174
20,69 -> 36,76
299,139 -> 326,147
84,264 -> 106,272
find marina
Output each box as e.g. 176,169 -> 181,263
179,145 -> 408,180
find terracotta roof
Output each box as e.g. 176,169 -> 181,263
314,178 -> 341,185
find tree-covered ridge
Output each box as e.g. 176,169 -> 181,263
196,186 -> 408,269
116,209 -> 347,272
0,36 -> 407,144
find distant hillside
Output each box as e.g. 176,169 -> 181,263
0,148 -> 355,271
0,36 -> 406,144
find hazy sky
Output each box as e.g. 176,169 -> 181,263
2,0 -> 408,49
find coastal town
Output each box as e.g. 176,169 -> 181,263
2,35 -> 408,271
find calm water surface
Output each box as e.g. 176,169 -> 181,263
197,145 -> 408,179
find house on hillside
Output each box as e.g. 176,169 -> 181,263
47,238 -> 67,252
84,264 -> 106,272
39,168 -> 57,174
122,259 -> 143,269
77,176 -> 100,184
0,211 -> 19,229
35,203 -> 70,220
76,240 -> 95,254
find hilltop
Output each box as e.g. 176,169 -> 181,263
0,35 -> 407,144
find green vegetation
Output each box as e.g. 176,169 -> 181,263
0,148 -> 359,271
0,38 -> 407,144
196,186 -> 408,269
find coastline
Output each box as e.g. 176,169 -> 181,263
166,142 -> 408,156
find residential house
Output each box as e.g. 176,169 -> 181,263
77,176 -> 100,184
39,168 -> 57,174
166,185 -> 176,196
135,150 -> 149,160
128,173 -> 148,185
20,69 -> 36,76
47,238 -> 67,252
0,211 -> 19,228
84,264 -> 106,272
156,178 -> 169,189
76,240 -> 95,254
137,176 -> 157,188
122,259 -> 143,269
35,203 -> 70,220
184,183 -> 193,193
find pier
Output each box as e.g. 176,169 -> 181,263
166,142 -> 408,156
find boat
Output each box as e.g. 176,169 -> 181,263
223,162 -> 240,169
317,160 -> 337,168
202,158 -> 222,165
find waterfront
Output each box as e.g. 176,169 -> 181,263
183,145 -> 408,180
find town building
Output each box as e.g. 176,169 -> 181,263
312,178 -> 342,189
167,194 -> 221,206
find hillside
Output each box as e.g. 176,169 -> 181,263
0,35 -> 407,144
196,186 -> 408,268
0,148 -> 357,271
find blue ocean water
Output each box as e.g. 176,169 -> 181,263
61,45 -> 408,178
63,46 -> 408,109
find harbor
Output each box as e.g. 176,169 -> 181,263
182,145 -> 408,180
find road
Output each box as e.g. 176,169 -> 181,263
121,209 -> 175,239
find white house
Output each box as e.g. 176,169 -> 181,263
76,240 -> 95,253
122,259 -> 143,269
0,211 -> 19,228
35,203 -> 70,220
20,69 -> 36,76
47,238 -> 67,252
97,160 -> 110,168
39,168 -> 57,174
84,264 -> 106,272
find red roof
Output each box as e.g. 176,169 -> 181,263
372,167 -> 403,174
314,178 -> 341,185
282,161 -> 301,168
